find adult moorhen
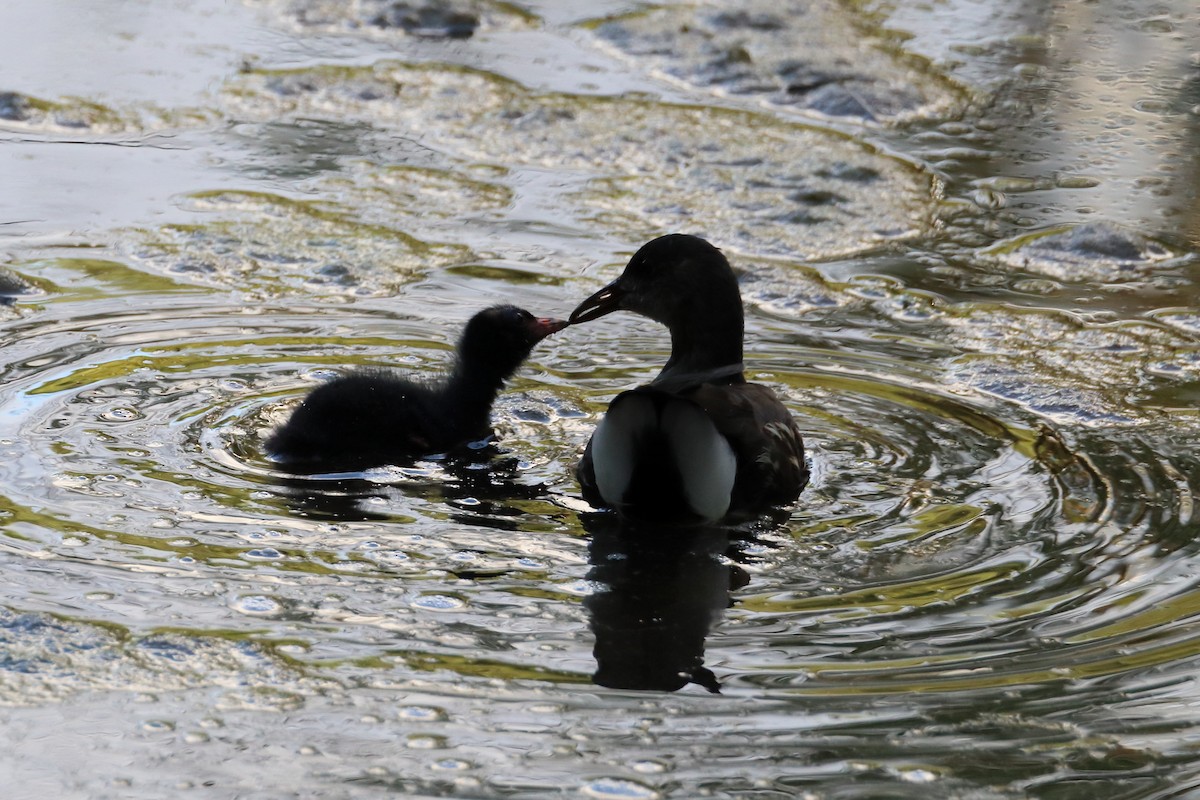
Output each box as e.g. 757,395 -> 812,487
266,305 -> 567,473
570,234 -> 808,523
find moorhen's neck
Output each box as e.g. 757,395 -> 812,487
656,297 -> 745,386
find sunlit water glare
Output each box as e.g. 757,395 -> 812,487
1,0 -> 1199,798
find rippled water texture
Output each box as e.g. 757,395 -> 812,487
2,0 -> 1200,797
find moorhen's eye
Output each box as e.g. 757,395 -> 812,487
625,255 -> 648,276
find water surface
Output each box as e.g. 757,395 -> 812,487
1,1 -> 1199,797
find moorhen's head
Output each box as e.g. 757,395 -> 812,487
569,235 -> 745,377
457,305 -> 567,379
569,234 -> 743,330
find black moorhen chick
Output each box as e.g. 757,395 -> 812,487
570,234 -> 808,523
266,305 -> 567,473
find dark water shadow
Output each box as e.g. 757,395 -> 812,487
271,442 -> 551,523
582,514 -> 762,694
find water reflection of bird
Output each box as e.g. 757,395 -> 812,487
585,516 -> 739,693
271,443 -> 550,523
570,234 -> 809,524
265,305 -> 566,474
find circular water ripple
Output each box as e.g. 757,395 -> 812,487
0,295 -> 584,599
0,276 -> 1194,799
565,321 -> 1199,707
716,361 -> 1199,702
0,283 -> 1195,731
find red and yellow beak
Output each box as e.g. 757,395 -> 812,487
528,316 -> 569,341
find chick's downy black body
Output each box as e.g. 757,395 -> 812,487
266,305 -> 566,473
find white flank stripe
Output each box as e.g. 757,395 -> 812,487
590,392 -> 657,507
661,400 -> 736,521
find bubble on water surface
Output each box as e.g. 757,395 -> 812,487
398,705 -> 447,721
140,719 -> 175,733
631,760 -> 669,774
581,777 -> 660,799
232,595 -> 285,617
244,547 -> 285,561
405,733 -> 447,749
411,594 -> 467,611
898,768 -> 939,783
